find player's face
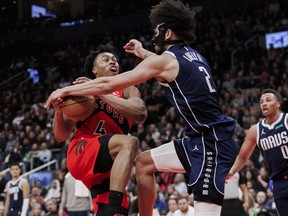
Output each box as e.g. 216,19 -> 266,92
260,93 -> 280,117
10,165 -> 21,178
94,52 -> 119,77
152,28 -> 166,55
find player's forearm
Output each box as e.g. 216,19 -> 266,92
63,77 -> 113,96
99,95 -> 147,123
142,49 -> 156,59
53,113 -> 74,142
20,199 -> 29,216
229,156 -> 247,175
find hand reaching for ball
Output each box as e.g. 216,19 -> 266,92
44,88 -> 66,110
73,76 -> 91,85
52,97 -> 64,114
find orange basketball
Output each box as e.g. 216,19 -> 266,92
61,95 -> 95,121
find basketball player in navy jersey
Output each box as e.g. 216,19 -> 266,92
227,89 -> 288,216
50,45 -> 147,216
4,163 -> 30,216
44,0 -> 237,215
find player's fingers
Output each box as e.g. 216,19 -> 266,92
44,99 -> 50,110
73,77 -> 91,84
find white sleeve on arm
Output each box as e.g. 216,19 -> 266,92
20,198 -> 29,216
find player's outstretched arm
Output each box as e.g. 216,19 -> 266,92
44,54 -> 170,110
228,125 -> 258,177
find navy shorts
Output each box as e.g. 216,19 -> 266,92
174,135 -> 237,206
272,179 -> 288,215
8,207 -> 21,216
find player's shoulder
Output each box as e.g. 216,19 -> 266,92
247,124 -> 258,137
19,178 -> 29,185
123,86 -> 141,98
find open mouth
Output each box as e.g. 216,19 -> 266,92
110,66 -> 117,72
262,108 -> 269,114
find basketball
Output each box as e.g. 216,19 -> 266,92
60,95 -> 95,121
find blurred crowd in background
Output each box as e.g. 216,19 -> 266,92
0,0 -> 288,215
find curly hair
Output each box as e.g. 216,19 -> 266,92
149,0 -> 197,44
83,44 -> 118,79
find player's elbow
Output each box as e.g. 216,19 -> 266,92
54,134 -> 68,143
134,109 -> 147,124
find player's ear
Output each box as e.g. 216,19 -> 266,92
276,101 -> 281,109
165,29 -> 172,40
92,67 -> 97,76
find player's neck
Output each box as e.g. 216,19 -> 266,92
12,176 -> 20,182
265,111 -> 281,125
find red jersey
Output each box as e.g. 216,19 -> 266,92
67,90 -> 133,213
73,90 -> 133,138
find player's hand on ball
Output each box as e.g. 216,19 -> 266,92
73,76 -> 91,85
44,89 -> 65,110
51,97 -> 64,114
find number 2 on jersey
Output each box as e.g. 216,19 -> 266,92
199,66 -> 216,93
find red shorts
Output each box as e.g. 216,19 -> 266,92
67,135 -> 129,213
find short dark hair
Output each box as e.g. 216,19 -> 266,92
149,0 -> 197,44
261,89 -> 282,103
9,162 -> 21,169
83,44 -> 118,79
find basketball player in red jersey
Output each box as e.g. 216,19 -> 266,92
51,45 -> 147,216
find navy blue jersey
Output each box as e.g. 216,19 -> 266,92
6,179 -> 24,209
160,44 -> 235,140
257,113 -> 288,179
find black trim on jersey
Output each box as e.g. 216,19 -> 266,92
93,134 -> 114,173
90,178 -> 110,199
93,99 -> 130,134
75,99 -> 131,135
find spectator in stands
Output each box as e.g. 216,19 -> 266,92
2,146 -> 22,169
246,193 -> 257,216
44,179 -> 61,203
30,205 -> 44,216
4,132 -> 17,153
23,143 -> 39,171
34,181 -> 47,198
221,172 -> 249,216
0,172 -> 7,202
256,166 -> 269,192
254,191 -> 267,215
148,123 -> 161,144
265,188 -> 276,210
173,174 -> 188,196
154,183 -> 168,215
44,199 -> 58,216
30,187 -> 45,208
59,172 -> 92,216
166,196 -> 178,216
35,142 -> 52,167
174,196 -> 194,216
